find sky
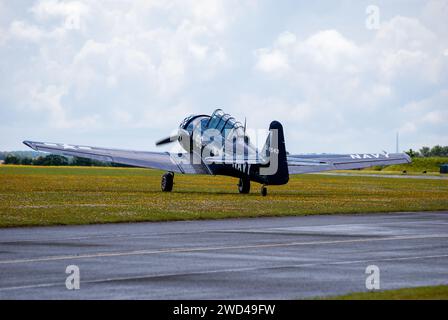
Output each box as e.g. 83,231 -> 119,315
0,0 -> 447,154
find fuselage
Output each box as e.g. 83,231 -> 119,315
176,109 -> 289,185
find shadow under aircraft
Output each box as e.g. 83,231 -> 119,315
24,109 -> 411,196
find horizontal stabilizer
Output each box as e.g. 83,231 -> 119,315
287,152 -> 411,174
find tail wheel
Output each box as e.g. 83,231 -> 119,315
238,177 -> 250,194
261,186 -> 267,196
161,172 -> 174,192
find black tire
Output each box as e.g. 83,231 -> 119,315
238,177 -> 250,194
161,172 -> 174,192
261,186 -> 267,196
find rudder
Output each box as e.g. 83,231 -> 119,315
260,121 -> 289,185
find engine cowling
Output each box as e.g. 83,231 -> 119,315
178,128 -> 193,152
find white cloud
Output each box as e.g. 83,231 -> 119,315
421,0 -> 448,39
8,0 -> 90,42
276,31 -> 296,47
31,0 -> 89,18
300,30 -> 359,71
0,1 -> 446,152
400,90 -> 448,130
373,16 -> 444,84
252,14 -> 447,151
1,0 -> 240,133
112,109 -> 132,125
31,0 -> 89,30
255,15 -> 447,87
9,20 -> 45,41
422,110 -> 446,125
255,49 -> 289,73
29,84 -> 100,129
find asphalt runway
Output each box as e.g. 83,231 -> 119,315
0,212 -> 447,299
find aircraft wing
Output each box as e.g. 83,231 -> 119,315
287,152 -> 411,174
23,140 -> 210,174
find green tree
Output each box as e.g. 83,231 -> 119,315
4,154 -> 20,164
419,146 -> 431,157
405,149 -> 419,158
32,156 -> 45,165
20,157 -> 33,165
32,155 -> 68,166
71,157 -> 109,167
71,157 -> 93,166
45,155 -> 69,166
430,145 -> 443,157
442,146 -> 448,157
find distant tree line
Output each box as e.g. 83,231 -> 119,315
0,150 -> 43,160
2,154 -> 129,167
405,145 -> 448,158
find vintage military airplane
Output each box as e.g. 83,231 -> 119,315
24,109 -> 411,196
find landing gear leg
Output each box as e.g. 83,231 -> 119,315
261,185 -> 267,196
161,172 -> 174,192
238,177 -> 250,194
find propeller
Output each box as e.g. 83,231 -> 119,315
155,134 -> 179,146
155,129 -> 191,147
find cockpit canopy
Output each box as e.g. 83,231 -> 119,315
205,109 -> 245,139
179,109 -> 245,139
179,114 -> 210,134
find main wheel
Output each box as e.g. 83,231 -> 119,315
238,177 -> 250,194
161,172 -> 174,192
261,186 -> 267,196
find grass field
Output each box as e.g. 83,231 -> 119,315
0,165 -> 447,228
368,156 -> 448,173
324,285 -> 448,300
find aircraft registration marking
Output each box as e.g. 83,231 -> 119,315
350,153 -> 389,159
232,163 -> 251,174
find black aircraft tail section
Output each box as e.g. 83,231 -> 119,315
260,121 -> 289,185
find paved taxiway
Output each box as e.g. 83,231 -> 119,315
0,212 -> 447,299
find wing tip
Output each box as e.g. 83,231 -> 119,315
390,152 -> 412,164
406,154 -> 412,163
23,140 -> 36,150
401,153 -> 412,163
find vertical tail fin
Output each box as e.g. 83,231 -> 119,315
260,121 -> 289,185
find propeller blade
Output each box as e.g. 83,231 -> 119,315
155,134 -> 178,146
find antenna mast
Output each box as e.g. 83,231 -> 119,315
396,132 -> 399,153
